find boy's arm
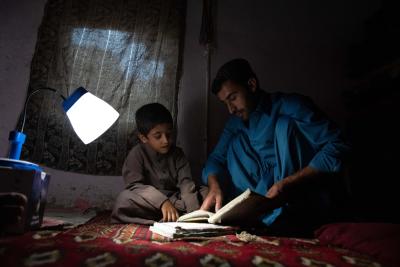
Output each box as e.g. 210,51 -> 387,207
123,148 -> 168,210
175,148 -> 202,212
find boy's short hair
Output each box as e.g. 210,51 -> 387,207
135,103 -> 173,135
211,58 -> 259,95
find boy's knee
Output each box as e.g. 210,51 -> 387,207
112,190 -> 137,214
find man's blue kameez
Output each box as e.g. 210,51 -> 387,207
202,91 -> 349,225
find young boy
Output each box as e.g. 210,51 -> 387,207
111,103 -> 207,224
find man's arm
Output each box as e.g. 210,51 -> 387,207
202,167 -> 319,215
201,119 -> 237,184
201,119 -> 238,211
200,174 -> 223,211
266,166 -> 320,204
284,94 -> 350,174
265,94 -> 350,209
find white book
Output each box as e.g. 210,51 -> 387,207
150,222 -> 236,239
177,188 -> 275,225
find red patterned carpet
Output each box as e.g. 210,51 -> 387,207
0,213 -> 385,267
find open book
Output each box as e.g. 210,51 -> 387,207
149,222 -> 236,239
177,188 -> 275,225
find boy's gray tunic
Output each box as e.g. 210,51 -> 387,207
112,143 -> 207,224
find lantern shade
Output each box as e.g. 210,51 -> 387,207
6,86 -> 119,161
63,87 -> 119,144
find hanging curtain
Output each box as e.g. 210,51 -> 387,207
199,0 -> 214,46
21,0 -> 186,175
199,0 -> 215,154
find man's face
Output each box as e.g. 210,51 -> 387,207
217,80 -> 255,121
139,123 -> 173,154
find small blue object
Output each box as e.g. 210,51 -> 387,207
62,87 -> 87,112
0,157 -> 42,172
5,131 -> 43,171
8,130 -> 26,160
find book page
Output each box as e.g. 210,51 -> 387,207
209,189 -> 276,225
177,188 -> 276,226
177,209 -> 215,222
154,222 -> 231,230
208,188 -> 252,224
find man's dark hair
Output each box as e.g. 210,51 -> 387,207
211,58 -> 259,95
135,103 -> 173,135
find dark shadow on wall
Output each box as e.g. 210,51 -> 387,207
343,0 -> 400,223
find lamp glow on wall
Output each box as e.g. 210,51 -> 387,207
8,87 -> 119,160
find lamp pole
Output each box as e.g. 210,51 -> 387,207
8,87 -> 65,160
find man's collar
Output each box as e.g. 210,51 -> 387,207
253,90 -> 271,114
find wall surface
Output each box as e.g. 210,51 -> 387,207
178,0 -> 381,176
0,0 -> 381,210
0,0 -> 124,210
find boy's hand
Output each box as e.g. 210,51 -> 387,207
161,200 -> 179,222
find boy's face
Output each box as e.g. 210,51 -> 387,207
139,123 -> 173,154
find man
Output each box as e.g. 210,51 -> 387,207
200,58 -> 350,236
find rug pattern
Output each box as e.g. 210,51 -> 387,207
0,215 -> 384,267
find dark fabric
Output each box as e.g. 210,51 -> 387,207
315,222 -> 400,267
21,0 -> 186,175
0,213 -> 386,267
111,144 -> 207,224
199,0 -> 214,46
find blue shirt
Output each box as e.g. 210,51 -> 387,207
202,90 -> 349,194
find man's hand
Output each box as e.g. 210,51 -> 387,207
161,200 -> 179,222
200,175 -> 223,212
266,166 -> 320,203
266,180 -> 286,199
0,192 -> 27,232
